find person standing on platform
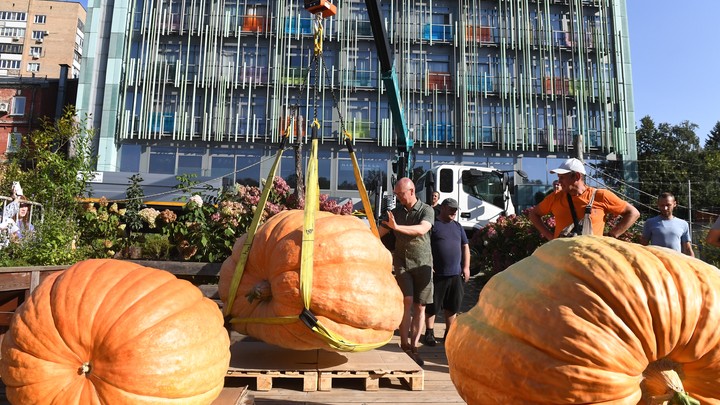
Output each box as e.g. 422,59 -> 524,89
423,198 -> 469,346
379,177 -> 434,366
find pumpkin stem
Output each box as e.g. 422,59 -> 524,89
642,358 -> 699,405
78,362 -> 92,376
245,280 -> 272,303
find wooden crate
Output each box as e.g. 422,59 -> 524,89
316,346 -> 424,391
226,341 -> 319,392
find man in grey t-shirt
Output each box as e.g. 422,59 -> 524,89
379,177 -> 434,366
641,192 -> 694,256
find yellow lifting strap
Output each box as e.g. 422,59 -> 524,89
223,137 -> 287,317
344,130 -> 379,237
313,16 -> 324,56
298,136 -> 390,352
224,14 -> 389,352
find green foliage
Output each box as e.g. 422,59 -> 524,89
469,210 -> 642,276
703,121 -> 720,151
469,209 -> 546,275
124,174 -> 145,234
141,234 -> 173,260
0,210 -> 90,266
0,107 -> 96,217
0,108 -> 96,266
76,198 -> 127,258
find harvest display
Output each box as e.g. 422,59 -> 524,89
0,259 -> 231,405
447,236 -> 720,404
219,209 -> 404,352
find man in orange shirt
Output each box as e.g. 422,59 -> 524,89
529,158 -> 640,240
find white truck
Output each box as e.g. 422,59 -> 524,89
414,164 -> 525,235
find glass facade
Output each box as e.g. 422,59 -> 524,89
78,0 -> 635,198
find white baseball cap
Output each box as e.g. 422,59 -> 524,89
550,158 -> 586,175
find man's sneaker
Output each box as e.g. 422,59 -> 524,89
423,330 -> 437,346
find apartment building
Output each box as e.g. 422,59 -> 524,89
0,0 -> 85,79
77,0 -> 636,202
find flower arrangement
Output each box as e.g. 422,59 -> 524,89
77,176 -> 357,263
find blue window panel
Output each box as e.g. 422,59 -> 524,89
482,128 -> 493,143
119,144 -> 142,172
422,24 -> 453,41
284,17 -> 313,34
469,76 -> 494,92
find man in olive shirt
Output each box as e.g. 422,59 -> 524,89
379,177 -> 434,366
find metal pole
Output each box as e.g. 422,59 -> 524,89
688,179 -> 693,237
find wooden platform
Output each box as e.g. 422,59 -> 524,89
227,341 -> 319,392
226,338 -> 423,392
317,346 -> 423,391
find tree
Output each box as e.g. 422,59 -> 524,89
0,107 -> 96,265
634,116 -> 702,216
1,108 -> 97,216
704,121 -> 720,151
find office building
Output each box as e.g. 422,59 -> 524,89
78,0 -> 635,203
0,0 -> 85,79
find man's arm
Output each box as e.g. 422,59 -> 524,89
607,203 -> 640,238
529,207 -> 554,240
639,222 -> 650,246
382,211 -> 432,236
707,229 -> 720,248
461,243 -> 471,282
682,241 -> 695,257
378,224 -> 390,238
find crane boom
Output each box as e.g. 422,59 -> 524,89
303,0 -> 413,179
363,0 -> 413,180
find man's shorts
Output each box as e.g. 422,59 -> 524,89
395,264 -> 433,305
426,274 -> 464,315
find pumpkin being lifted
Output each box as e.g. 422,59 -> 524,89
219,209 -> 404,352
0,259 -> 231,405
446,236 -> 720,404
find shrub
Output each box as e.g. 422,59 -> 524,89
469,209 -> 642,276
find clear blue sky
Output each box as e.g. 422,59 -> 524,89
627,1 -> 720,143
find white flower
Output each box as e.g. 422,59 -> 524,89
139,207 -> 161,228
188,195 -> 204,208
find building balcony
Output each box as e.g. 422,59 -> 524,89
341,70 -> 374,88
422,24 -> 453,42
282,68 -> 308,86
241,15 -> 266,33
427,72 -> 452,91
465,25 -> 493,43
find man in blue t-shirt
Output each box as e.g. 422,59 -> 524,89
641,192 -> 694,257
423,198 -> 470,346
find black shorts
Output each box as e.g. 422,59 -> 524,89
425,274 -> 464,315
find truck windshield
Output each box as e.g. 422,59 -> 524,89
460,170 -> 505,208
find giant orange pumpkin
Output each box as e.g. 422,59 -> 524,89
218,209 -> 403,351
0,259 -> 230,405
447,236 -> 720,404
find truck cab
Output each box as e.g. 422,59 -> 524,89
416,165 -> 516,234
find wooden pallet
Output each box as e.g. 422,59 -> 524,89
225,339 -> 424,392
316,347 -> 424,391
226,341 -> 319,392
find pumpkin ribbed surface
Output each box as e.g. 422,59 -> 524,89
0,259 -> 231,405
446,236 -> 720,404
218,209 -> 403,351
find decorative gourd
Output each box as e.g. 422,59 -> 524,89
0,259 -> 231,405
218,209 -> 403,351
447,236 -> 720,404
